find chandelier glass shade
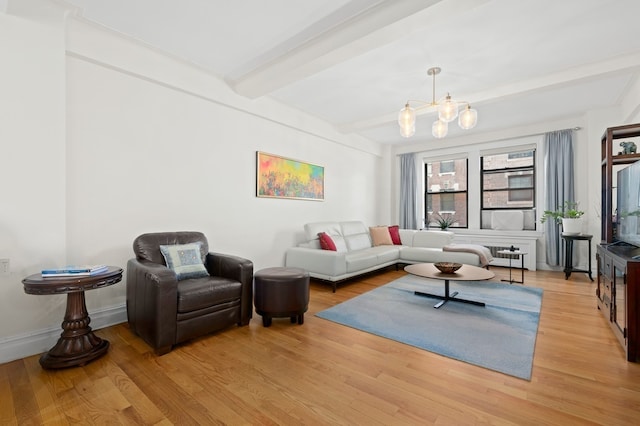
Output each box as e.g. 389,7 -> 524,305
398,103 -> 416,137
438,94 -> 458,123
432,119 -> 448,138
458,104 -> 478,130
398,67 -> 477,139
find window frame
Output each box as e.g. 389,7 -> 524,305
424,157 -> 469,229
480,148 -> 536,229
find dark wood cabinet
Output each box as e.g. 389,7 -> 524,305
599,123 -> 640,361
601,124 -> 640,243
596,243 -> 640,361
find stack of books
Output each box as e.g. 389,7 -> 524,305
41,265 -> 109,278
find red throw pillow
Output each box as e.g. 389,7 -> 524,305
388,225 -> 402,245
318,232 -> 337,251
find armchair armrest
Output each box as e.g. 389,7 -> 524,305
206,252 -> 253,282
205,252 -> 253,324
126,258 -> 178,354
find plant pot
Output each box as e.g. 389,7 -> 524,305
562,217 -> 582,235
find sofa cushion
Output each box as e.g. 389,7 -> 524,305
159,242 -> 209,281
370,226 -> 393,246
177,276 -> 241,313
388,225 -> 402,245
400,246 -> 479,265
318,232 -> 337,251
400,247 -> 452,263
370,245 -> 401,263
345,250 -> 381,273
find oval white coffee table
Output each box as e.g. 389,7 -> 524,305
404,263 -> 495,309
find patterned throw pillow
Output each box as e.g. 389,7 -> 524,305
159,242 -> 209,280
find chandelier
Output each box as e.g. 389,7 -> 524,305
398,67 -> 478,139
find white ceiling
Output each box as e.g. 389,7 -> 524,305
62,0 -> 640,145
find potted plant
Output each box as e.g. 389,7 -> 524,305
540,201 -> 585,235
434,212 -> 457,230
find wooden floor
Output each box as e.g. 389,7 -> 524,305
2,267 -> 640,425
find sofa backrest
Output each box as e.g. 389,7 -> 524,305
302,222 -> 454,251
304,222 -> 348,252
133,231 -> 208,264
304,222 -> 341,241
412,230 -> 454,248
303,221 -> 372,252
340,221 -> 372,251
398,229 -> 416,246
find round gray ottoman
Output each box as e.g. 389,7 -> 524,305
254,267 -> 310,327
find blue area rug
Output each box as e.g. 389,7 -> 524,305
316,275 -> 543,380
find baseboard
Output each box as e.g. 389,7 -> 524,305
0,303 -> 127,365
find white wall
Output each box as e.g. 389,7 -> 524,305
0,4 -> 390,362
0,3 -> 70,360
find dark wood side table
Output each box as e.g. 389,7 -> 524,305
561,234 -> 593,281
22,266 -> 123,369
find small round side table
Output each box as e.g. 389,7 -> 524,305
22,266 -> 123,369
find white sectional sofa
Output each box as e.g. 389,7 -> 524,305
285,221 -> 483,291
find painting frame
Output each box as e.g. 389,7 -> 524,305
256,151 -> 324,201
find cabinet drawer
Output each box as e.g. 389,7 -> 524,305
601,255 -> 613,280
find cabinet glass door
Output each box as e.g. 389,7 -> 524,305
597,253 -> 607,303
613,262 -> 626,336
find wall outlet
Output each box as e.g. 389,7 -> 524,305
0,259 -> 9,275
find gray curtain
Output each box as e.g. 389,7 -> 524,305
399,153 -> 418,229
544,129 -> 574,266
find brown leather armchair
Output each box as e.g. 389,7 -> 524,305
126,231 -> 253,355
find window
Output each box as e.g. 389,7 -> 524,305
508,175 -> 534,202
481,149 -> 536,229
425,158 -> 468,228
440,193 -> 455,211
508,151 -> 533,160
440,160 -> 455,174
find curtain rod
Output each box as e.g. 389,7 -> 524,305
396,127 -> 582,156
480,126 -> 582,143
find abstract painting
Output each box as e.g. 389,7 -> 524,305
256,152 -> 324,200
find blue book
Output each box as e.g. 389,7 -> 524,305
41,265 -> 108,276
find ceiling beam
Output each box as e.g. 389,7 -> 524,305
228,0 -> 443,99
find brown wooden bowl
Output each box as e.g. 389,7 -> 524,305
434,262 -> 462,274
